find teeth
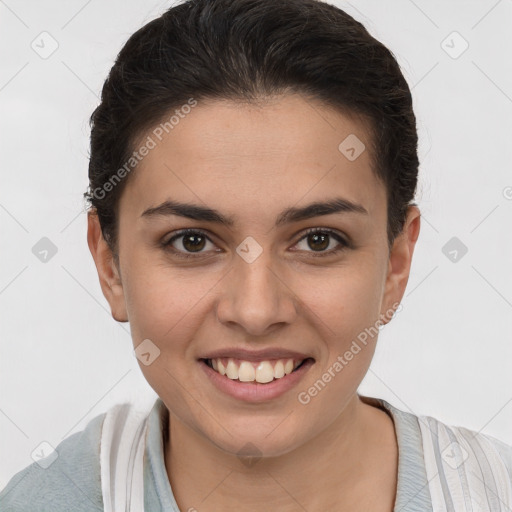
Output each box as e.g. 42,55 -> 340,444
226,359 -> 239,379
273,360 -> 285,379
238,361 -> 256,382
207,357 -> 305,383
255,361 -> 274,383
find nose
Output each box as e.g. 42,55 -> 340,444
215,249 -> 298,336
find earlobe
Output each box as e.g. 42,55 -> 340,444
86,210 -> 129,322
380,206 -> 421,323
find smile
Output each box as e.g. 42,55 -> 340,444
202,357 -> 308,383
198,357 -> 315,402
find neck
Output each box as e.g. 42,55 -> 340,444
163,393 -> 398,512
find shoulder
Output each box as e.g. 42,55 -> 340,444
418,413 -> 512,509
419,413 -> 512,472
366,395 -> 512,509
0,411 -> 106,512
373,395 -> 512,475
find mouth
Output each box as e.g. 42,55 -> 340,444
198,355 -> 315,402
199,356 -> 315,384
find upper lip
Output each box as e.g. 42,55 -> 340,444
200,348 -> 313,362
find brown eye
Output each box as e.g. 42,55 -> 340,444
181,232 -> 206,252
306,232 -> 330,251
293,228 -> 349,256
163,229 -> 216,258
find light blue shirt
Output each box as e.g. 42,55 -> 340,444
1,395 -> 507,511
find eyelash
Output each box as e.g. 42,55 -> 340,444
161,227 -> 350,260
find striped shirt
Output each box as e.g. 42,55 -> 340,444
1,395 -> 511,511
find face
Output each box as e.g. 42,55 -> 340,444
88,93 -> 420,458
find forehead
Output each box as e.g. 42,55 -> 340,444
120,94 -> 385,222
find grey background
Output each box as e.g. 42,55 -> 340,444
1,0 -> 511,487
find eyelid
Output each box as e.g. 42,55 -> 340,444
163,228 -> 215,246
296,226 -> 350,246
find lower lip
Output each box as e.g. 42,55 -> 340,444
198,358 -> 315,403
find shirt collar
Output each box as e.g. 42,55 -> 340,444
144,395 -> 432,511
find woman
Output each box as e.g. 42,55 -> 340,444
2,0 -> 511,510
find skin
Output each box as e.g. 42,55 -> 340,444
87,93 -> 421,511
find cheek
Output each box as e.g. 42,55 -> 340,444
124,244 -> 386,349
125,277 -> 196,344
296,261 -> 385,394
298,261 -> 385,341
122,253 -> 222,349
291,268 -> 383,414
121,263 -> 214,406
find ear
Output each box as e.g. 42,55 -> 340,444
379,205 -> 421,324
86,210 -> 129,322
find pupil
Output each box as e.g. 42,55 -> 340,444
183,233 -> 205,252
309,232 -> 329,251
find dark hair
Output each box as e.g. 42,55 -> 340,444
84,0 -> 419,260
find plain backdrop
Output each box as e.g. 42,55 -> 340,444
1,0 -> 511,488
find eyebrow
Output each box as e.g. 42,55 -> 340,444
141,197 -> 368,227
